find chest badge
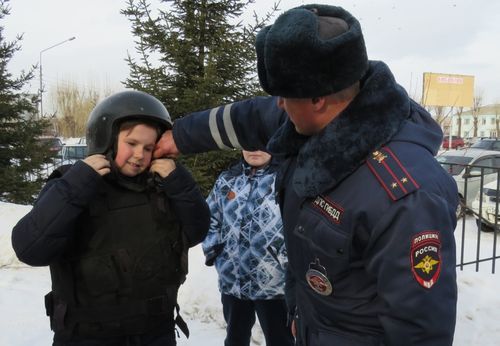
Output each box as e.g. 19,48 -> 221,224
305,258 -> 333,296
312,195 -> 343,224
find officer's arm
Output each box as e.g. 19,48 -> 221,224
365,191 -> 457,345
173,96 -> 287,155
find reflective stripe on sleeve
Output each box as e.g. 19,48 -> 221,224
222,103 -> 242,149
208,106 -> 231,149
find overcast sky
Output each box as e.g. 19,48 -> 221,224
4,0 -> 500,113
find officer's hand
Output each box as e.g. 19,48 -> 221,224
291,319 -> 296,338
150,158 -> 176,178
154,130 -> 180,159
83,154 -> 111,176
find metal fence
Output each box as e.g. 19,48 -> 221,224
444,162 -> 500,273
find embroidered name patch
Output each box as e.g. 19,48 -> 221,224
312,196 -> 343,224
410,231 -> 442,289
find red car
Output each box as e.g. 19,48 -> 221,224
442,135 -> 464,149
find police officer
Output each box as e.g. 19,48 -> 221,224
154,4 -> 458,346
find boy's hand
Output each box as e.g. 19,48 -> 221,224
150,158 -> 176,178
154,130 -> 180,158
83,154 -> 111,176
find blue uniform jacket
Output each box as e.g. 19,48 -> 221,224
172,61 -> 458,345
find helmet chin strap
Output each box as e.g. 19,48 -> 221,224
105,150 -> 115,162
105,150 -> 123,174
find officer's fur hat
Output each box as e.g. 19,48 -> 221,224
256,4 -> 368,98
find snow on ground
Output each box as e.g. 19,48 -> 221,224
1,201 -> 500,345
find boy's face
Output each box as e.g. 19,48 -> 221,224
114,124 -> 157,177
242,150 -> 271,168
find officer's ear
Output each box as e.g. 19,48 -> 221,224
311,97 -> 327,112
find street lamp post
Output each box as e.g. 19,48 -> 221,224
39,36 -> 76,118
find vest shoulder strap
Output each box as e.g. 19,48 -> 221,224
47,164 -> 74,180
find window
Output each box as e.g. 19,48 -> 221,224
471,156 -> 500,175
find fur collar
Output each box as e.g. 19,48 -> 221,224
268,61 -> 410,197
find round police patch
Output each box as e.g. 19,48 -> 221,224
305,269 -> 333,296
410,231 -> 442,289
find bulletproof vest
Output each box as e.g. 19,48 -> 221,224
45,168 -> 188,339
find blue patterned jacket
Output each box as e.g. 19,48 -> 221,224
202,159 -> 288,300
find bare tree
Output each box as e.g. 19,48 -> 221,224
429,106 -> 455,134
471,92 -> 483,138
49,82 -> 111,138
495,103 -> 500,137
455,106 -> 464,137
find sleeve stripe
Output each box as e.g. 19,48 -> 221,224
208,106 -> 231,149
222,103 -> 242,149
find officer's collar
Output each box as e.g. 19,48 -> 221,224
268,61 -> 410,197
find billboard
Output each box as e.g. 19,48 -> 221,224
421,72 -> 474,107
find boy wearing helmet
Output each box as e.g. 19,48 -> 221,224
12,90 -> 210,345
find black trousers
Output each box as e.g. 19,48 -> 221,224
222,294 -> 294,346
53,332 -> 176,346
53,325 -> 176,346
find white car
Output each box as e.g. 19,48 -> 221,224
437,148 -> 500,214
59,143 -> 87,164
471,180 -> 500,232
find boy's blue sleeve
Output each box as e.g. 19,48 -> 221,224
201,179 -> 225,266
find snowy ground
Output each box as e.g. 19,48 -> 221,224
1,201 -> 500,345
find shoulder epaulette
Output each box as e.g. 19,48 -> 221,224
366,146 -> 419,201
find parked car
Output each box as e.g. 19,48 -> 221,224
36,136 -> 64,153
437,148 -> 500,215
442,135 -> 465,149
470,138 -> 500,151
464,137 -> 481,147
471,179 -> 500,232
58,143 -> 88,164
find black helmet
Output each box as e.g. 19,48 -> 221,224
86,90 -> 172,155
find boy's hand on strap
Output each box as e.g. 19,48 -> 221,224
150,158 -> 176,178
83,154 -> 111,176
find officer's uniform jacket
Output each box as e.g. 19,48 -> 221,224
203,159 -> 287,300
172,61 -> 459,345
12,160 -> 209,343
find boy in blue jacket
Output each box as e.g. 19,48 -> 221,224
203,150 -> 293,346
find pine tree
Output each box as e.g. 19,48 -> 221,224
122,0 -> 278,194
0,1 -> 55,204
